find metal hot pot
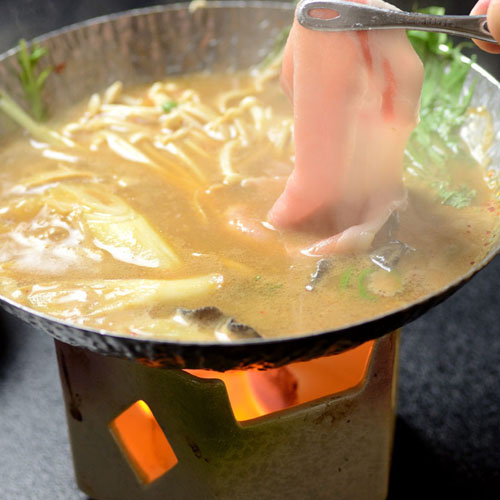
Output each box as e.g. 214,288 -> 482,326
0,1 -> 499,371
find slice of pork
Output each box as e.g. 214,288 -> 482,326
269,0 -> 424,255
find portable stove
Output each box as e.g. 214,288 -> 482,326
56,331 -> 398,500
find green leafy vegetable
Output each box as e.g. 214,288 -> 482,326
0,40 -> 72,146
16,39 -> 52,121
161,100 -> 178,113
405,6 -> 478,208
338,266 -> 377,300
0,89 -> 74,147
432,181 -> 477,208
339,267 -> 353,290
262,282 -> 283,293
357,268 -> 377,301
253,276 -> 283,295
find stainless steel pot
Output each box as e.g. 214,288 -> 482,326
0,1 -> 499,370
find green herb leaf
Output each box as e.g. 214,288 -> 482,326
161,100 -> 178,113
16,39 -> 52,121
432,181 -> 477,208
405,7 -> 477,208
254,277 -> 283,295
0,89 -> 74,148
265,282 -> 283,293
339,267 -> 353,290
358,268 -> 377,301
338,266 -> 378,300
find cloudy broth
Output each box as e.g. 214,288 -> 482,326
0,70 -> 498,341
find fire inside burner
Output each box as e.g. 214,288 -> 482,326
188,340 -> 373,421
109,341 -> 373,485
110,401 -> 179,484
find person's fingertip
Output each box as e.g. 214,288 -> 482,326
471,0 -> 491,16
474,40 -> 500,53
487,0 -> 500,47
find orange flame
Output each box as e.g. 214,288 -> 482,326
189,341 -> 373,422
110,401 -> 178,484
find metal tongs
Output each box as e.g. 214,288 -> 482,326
296,0 -> 497,44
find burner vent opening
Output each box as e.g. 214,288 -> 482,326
109,400 -> 178,484
188,340 -> 373,422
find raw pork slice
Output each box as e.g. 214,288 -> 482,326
269,0 -> 424,255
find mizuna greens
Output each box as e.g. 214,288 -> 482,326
405,6 -> 478,208
16,39 -> 52,121
0,40 -> 74,147
0,89 -> 73,147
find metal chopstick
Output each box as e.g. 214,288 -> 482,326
296,0 -> 497,44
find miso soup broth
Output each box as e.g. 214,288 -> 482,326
0,67 -> 498,341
